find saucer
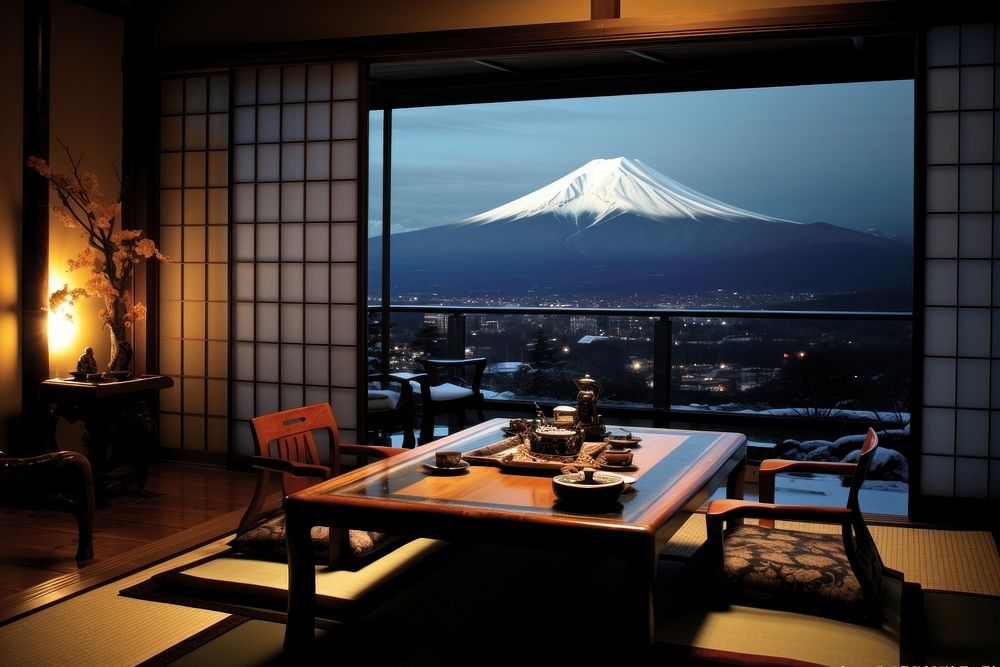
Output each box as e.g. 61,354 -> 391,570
600,463 -> 638,472
617,474 -> 637,493
603,435 -> 642,448
423,460 -> 470,475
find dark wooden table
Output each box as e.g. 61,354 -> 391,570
40,375 -> 173,499
283,418 -> 746,651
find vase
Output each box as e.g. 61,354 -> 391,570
107,319 -> 133,374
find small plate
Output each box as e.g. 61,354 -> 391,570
604,436 -> 642,448
423,460 -> 470,475
617,474 -> 637,493
68,372 -> 103,382
600,463 -> 638,472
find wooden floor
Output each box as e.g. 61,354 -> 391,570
0,460 -> 257,597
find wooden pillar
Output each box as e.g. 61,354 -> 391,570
20,0 -> 51,451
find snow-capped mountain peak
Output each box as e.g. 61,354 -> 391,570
459,156 -> 794,226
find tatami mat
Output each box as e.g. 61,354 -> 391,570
2,517 -> 997,666
662,514 -> 1000,596
0,538 -> 234,667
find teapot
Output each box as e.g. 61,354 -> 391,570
573,374 -> 603,437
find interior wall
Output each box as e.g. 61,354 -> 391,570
0,0 -> 24,452
47,0 -> 124,377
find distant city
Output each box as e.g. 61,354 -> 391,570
369,286 -> 911,423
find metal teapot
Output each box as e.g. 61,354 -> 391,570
573,374 -> 601,431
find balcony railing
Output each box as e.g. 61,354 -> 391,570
367,304 -> 913,432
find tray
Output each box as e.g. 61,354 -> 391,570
464,436 -> 619,476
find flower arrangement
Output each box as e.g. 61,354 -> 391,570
29,141 -> 166,372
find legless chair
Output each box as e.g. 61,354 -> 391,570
235,403 -> 406,567
705,428 -> 899,625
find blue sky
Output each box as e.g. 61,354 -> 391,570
369,79 -> 914,240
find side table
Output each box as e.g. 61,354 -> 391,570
40,375 -> 173,500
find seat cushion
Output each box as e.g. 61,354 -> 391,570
723,524 -> 869,623
427,383 -> 474,401
367,389 -> 400,412
229,514 -> 401,569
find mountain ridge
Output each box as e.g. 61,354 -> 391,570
375,157 -> 911,306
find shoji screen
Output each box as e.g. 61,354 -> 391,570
230,63 -> 362,456
158,74 -> 230,454
921,24 -> 999,500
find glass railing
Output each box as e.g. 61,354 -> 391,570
367,304 -> 911,424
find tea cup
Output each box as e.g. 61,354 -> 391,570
435,451 -> 463,468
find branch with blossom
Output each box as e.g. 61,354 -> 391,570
29,140 -> 167,334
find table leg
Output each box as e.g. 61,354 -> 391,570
620,541 -> 656,654
727,456 -> 746,500
284,506 -> 316,651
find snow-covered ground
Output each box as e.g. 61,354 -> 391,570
710,472 -> 908,515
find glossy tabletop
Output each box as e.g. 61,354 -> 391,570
283,418 -> 746,650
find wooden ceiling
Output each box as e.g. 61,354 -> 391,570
368,29 -> 915,109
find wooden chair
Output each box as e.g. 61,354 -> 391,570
366,372 -> 416,449
0,450 -> 94,560
705,427 -> 899,626
412,357 -> 488,445
235,403 -> 407,567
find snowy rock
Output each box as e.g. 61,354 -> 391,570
843,447 -> 909,482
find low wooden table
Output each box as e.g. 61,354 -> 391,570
41,375 -> 173,499
284,418 -> 746,651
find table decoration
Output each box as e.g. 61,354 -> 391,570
29,141 -> 167,373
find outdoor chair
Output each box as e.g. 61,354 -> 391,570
704,427 -> 902,626
366,372 -> 416,449
411,357 -> 488,445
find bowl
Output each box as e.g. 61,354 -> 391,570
552,467 -> 624,508
601,446 -> 633,467
531,428 -> 582,456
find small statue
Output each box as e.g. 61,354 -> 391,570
77,347 -> 97,374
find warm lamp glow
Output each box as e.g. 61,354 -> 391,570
48,307 -> 76,352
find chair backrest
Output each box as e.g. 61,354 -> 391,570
416,357 -> 488,393
846,427 -> 879,513
250,403 -> 341,495
842,427 -> 884,613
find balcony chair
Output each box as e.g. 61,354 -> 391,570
0,450 -> 94,560
704,427 -> 902,626
366,372 -> 416,449
234,402 -> 408,567
411,357 -> 488,445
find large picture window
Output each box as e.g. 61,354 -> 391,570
369,82 -> 914,410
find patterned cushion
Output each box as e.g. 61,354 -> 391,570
229,514 -> 401,569
723,524 -> 870,623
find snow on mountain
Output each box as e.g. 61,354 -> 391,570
374,156 -> 912,305
459,156 -> 796,227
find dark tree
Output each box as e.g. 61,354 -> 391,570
528,328 -> 563,370
410,321 -> 444,360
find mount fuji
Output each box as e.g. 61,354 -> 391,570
375,157 -> 911,305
